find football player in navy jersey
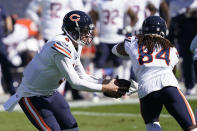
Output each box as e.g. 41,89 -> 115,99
112,16 -> 197,131
3,10 -> 128,131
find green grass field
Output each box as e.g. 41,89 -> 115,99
0,100 -> 197,131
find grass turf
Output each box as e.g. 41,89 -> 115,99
0,100 -> 196,131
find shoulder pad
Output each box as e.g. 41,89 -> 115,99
51,41 -> 72,59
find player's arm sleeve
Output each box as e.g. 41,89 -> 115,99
190,34 -> 197,52
54,54 -> 102,92
2,25 -> 29,45
112,40 -> 130,58
170,47 -> 179,69
74,59 -> 103,84
25,0 -> 41,25
127,8 -> 138,27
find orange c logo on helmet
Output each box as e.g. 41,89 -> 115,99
69,14 -> 80,22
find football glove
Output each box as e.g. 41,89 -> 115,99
103,79 -> 131,98
127,80 -> 138,96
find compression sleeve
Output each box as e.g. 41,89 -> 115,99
54,54 -> 102,92
112,44 -> 130,58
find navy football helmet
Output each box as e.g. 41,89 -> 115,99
142,16 -> 167,37
62,10 -> 94,46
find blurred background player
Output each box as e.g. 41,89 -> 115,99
123,0 -> 149,82
25,0 -> 86,100
89,0 -> 138,79
25,0 -> 85,42
2,14 -> 41,67
190,34 -> 197,85
167,0 -> 197,95
112,15 -> 197,131
0,4 -> 15,95
146,0 -> 170,26
2,14 -> 44,92
88,0 -> 138,100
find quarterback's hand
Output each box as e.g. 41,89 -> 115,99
127,80 -> 138,96
102,79 -> 131,98
102,79 -> 120,98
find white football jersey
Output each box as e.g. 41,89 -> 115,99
124,36 -> 180,98
92,0 -> 130,43
16,34 -> 103,97
128,0 -> 148,31
147,0 -> 162,16
26,0 -> 84,40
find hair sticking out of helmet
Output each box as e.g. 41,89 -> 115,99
61,10 -> 94,46
137,16 -> 173,53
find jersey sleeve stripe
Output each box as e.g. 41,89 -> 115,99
56,41 -> 71,53
53,43 -> 72,58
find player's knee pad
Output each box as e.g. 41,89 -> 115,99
146,121 -> 162,131
62,127 -> 79,131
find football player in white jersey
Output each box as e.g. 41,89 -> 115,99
26,0 -> 85,41
3,11 -> 129,131
26,0 -> 87,100
127,0 -> 148,35
112,16 -> 197,131
89,0 -> 138,79
146,0 -> 170,26
121,0 -> 149,82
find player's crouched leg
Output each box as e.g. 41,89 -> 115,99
146,122 -> 162,131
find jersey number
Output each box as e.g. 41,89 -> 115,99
138,47 -> 170,65
102,9 -> 119,24
131,5 -> 149,19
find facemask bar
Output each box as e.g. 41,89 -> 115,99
63,21 -> 94,46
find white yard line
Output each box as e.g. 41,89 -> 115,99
72,111 -> 171,118
0,94 -> 197,112
0,98 -> 139,112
